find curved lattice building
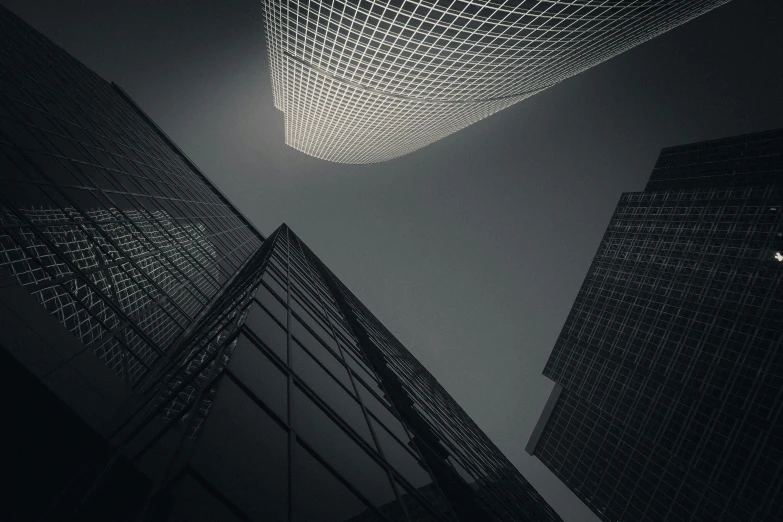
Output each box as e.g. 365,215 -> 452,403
262,0 -> 731,164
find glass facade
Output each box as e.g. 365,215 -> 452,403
0,7 -> 263,387
527,129 -> 783,522
115,224 -> 561,522
262,0 -> 730,163
2,7 -> 559,521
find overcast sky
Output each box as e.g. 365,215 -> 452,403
4,1 -> 782,520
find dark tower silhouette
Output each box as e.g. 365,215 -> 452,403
527,129 -> 783,522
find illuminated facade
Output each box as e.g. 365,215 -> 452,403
2,7 -> 559,521
262,0 -> 731,163
527,129 -> 783,521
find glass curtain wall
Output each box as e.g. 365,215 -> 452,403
0,7 -> 263,387
110,224 -> 561,522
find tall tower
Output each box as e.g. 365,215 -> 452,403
1,7 -> 559,521
526,129 -> 783,521
262,0 -> 731,164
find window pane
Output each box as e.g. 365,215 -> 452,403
292,319 -> 351,389
292,342 -> 371,444
346,348 -> 382,382
293,386 -> 395,509
358,381 -> 399,435
293,442 -> 381,522
292,309 -> 336,350
190,378 -> 288,522
228,334 -> 288,422
255,283 -> 286,325
291,295 -> 335,348
262,271 -> 286,301
371,419 -> 433,489
243,302 -> 287,361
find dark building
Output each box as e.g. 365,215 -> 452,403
526,129 -> 783,521
0,7 -> 559,522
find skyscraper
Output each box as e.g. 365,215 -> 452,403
526,129 -> 782,521
0,7 -> 559,521
262,0 -> 731,164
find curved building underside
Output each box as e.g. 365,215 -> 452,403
262,0 -> 730,164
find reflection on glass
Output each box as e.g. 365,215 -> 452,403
371,419 -> 432,489
358,383 -> 404,440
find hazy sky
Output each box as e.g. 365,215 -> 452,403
4,1 -> 782,520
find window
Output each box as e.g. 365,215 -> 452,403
292,320 -> 351,389
243,302 -> 287,360
189,379 -> 288,522
228,334 -> 288,422
292,442 -> 381,522
292,342 -> 371,443
293,386 -> 395,509
255,283 -> 287,325
372,418 -> 432,489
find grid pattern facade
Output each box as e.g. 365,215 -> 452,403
262,0 -> 730,163
0,6 -> 263,387
530,130 -> 783,522
113,225 -> 561,522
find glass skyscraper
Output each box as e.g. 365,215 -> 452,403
526,129 -> 782,521
262,0 -> 731,164
1,6 -> 559,521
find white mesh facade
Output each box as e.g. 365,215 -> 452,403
262,0 -> 730,164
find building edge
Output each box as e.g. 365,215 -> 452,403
525,381 -> 563,456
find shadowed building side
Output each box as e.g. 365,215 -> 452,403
527,128 -> 783,522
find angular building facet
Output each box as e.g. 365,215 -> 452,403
527,129 -> 783,521
0,7 -> 559,521
262,0 -> 731,164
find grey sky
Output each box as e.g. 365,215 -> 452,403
4,1 -> 781,520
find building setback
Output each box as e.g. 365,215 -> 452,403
0,7 -> 559,521
262,0 -> 732,164
527,129 -> 782,521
